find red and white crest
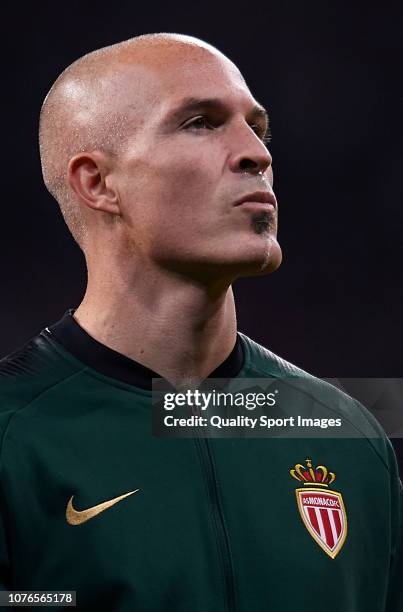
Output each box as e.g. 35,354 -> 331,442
290,458 -> 348,559
295,488 -> 347,558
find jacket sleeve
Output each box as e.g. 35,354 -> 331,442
0,409 -> 12,589
386,440 -> 403,611
0,488 -> 11,588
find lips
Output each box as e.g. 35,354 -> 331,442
234,191 -> 277,208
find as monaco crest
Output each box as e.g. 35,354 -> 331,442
290,458 -> 347,559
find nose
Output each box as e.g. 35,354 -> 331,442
229,122 -> 273,176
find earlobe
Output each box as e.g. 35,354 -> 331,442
67,152 -> 121,216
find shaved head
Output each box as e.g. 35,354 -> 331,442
38,32 -> 279,281
38,33 -> 231,249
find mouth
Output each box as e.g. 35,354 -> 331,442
234,191 -> 277,210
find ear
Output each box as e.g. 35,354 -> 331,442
67,150 -> 120,215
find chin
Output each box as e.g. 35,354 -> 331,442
157,237 -> 282,284
234,238 -> 282,278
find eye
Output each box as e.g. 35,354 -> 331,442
250,124 -> 272,145
262,129 -> 272,145
182,115 -> 213,130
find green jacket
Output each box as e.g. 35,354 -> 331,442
0,311 -> 401,611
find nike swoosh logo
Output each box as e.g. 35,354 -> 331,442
66,489 -> 140,525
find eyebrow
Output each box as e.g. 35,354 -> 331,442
164,96 -> 269,127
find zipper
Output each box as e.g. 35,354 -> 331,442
194,429 -> 237,612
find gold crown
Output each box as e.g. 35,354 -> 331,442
290,457 -> 336,487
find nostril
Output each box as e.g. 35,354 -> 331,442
239,158 -> 258,171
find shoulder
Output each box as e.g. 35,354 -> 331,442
0,330 -> 82,428
238,331 -> 395,469
238,331 -> 314,379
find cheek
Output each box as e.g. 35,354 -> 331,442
123,153 -> 217,223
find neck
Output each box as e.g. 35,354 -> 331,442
74,257 -> 238,389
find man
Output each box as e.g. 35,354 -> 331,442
0,33 -> 401,611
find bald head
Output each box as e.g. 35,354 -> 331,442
38,33 -> 233,249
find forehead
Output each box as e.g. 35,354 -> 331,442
117,45 -> 259,120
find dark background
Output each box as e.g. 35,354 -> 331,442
2,3 -> 402,465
